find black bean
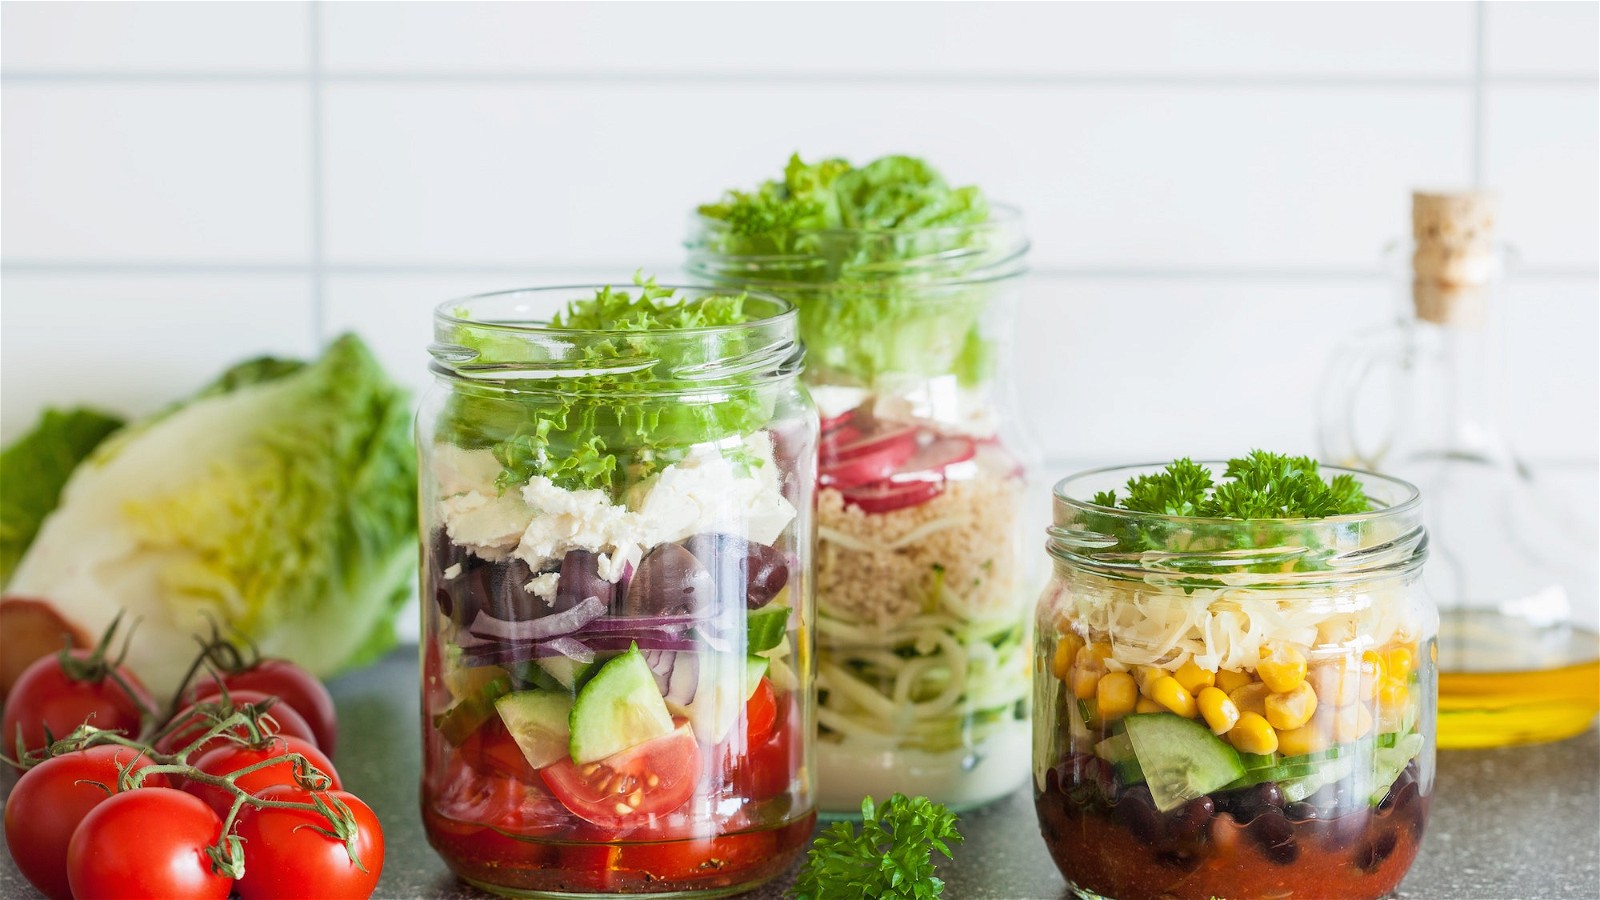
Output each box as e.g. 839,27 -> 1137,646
1284,801 -> 1321,823
1168,796 -> 1215,846
1377,770 -> 1417,814
1249,810 -> 1299,865
1356,828 -> 1399,872
1115,786 -> 1166,845
1218,781 -> 1284,825
1321,809 -> 1373,854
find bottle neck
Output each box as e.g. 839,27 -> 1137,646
1407,292 -> 1509,457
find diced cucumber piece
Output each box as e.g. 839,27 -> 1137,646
1094,732 -> 1146,785
745,656 -> 770,701
569,646 -> 675,764
433,673 -> 512,746
1238,752 -> 1279,771
537,655 -> 599,691
1369,732 -> 1424,805
1123,713 -> 1246,812
495,691 -> 573,769
1280,757 -> 1355,803
747,605 -> 790,654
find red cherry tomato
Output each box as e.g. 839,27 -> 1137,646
733,693 -> 799,803
2,649 -> 152,758
66,787 -> 231,900
459,719 -> 540,782
232,785 -> 384,900
745,678 -> 777,748
185,735 -> 340,819
541,723 -> 701,828
187,659 -> 338,754
3,745 -> 169,900
156,690 -> 318,758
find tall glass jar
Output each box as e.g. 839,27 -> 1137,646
688,210 -> 1034,812
418,284 -> 817,896
1034,464 -> 1437,900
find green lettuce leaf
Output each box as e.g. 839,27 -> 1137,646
0,408 -> 125,587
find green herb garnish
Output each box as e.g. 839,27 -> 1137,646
1093,451 -> 1370,519
793,793 -> 962,900
438,274 -> 773,497
697,154 -> 1000,387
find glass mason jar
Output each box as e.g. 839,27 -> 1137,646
417,285 -> 817,896
688,210 -> 1034,812
1034,464 -> 1438,900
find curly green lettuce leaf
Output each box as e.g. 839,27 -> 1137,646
4,335 -> 417,696
0,408 -> 125,587
699,154 -> 996,387
438,276 -> 773,497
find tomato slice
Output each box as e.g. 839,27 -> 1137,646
542,723 -> 700,828
745,678 -> 777,748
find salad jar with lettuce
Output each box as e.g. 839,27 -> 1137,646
689,156 -> 1034,812
418,279 -> 817,896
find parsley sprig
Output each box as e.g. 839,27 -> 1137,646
1092,451 -> 1370,520
793,793 -> 962,900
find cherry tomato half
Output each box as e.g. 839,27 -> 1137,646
2,650 -> 153,758
745,678 -> 777,748
187,659 -> 338,754
542,723 -> 700,828
186,735 -> 340,819
232,784 -> 384,900
3,745 -> 169,900
66,787 -> 231,900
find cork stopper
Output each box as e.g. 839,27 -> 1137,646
1411,190 -> 1498,325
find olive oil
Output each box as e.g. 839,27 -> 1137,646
1436,612 -> 1600,748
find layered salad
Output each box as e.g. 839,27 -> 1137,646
419,279 -> 815,894
1034,455 -> 1435,900
695,155 -> 1032,808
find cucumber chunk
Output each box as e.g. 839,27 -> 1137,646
495,690 -> 573,769
1094,732 -> 1146,786
747,605 -> 790,654
744,656 -> 770,701
569,646 -> 675,764
1124,713 -> 1246,812
537,655 -> 599,691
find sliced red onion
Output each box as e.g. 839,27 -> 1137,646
467,595 -> 605,641
542,636 -> 595,664
664,652 -> 699,707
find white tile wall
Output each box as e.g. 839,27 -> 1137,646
3,0 -> 1596,481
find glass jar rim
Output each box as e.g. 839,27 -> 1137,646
691,201 -> 1026,240
434,282 -> 797,337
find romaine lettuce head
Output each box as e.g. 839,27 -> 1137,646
4,334 -> 416,697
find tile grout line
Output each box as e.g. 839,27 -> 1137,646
1472,1 -> 1488,187
308,1 -> 326,348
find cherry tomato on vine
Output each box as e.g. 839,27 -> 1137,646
66,787 -> 232,900
156,690 -> 318,758
3,745 -> 169,900
185,735 -> 340,819
2,649 -> 153,758
232,784 -> 385,900
541,723 -> 700,828
187,659 -> 338,754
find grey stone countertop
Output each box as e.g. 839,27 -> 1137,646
4,647 -> 1597,899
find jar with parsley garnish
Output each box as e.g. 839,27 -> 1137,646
1034,453 -> 1437,900
418,277 -> 816,896
690,154 -> 1034,812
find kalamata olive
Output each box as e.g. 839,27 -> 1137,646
429,529 -> 469,618
681,532 -> 790,609
555,549 -> 614,613
1248,809 -> 1299,865
449,563 -> 493,626
485,557 -> 539,621
622,543 -> 714,616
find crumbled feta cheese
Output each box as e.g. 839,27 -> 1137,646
432,445 -> 503,498
440,490 -> 534,560
442,563 -> 462,580
517,477 -> 645,581
527,572 -> 560,603
810,385 -> 871,421
635,435 -> 796,546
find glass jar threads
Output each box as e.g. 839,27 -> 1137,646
418,281 -> 816,896
689,165 -> 1034,812
1033,460 -> 1437,900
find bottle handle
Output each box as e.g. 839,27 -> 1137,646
1316,324 -> 1407,469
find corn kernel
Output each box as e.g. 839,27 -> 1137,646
1227,712 -> 1279,754
1332,703 -> 1376,742
1229,682 -> 1271,717
1051,639 -> 1077,681
1135,697 -> 1164,714
1265,682 -> 1319,731
1132,665 -> 1165,695
1378,676 -> 1409,708
1084,642 -> 1114,664
1173,660 -> 1216,695
1258,642 -> 1307,693
1385,646 -> 1414,676
1277,723 -> 1330,756
1197,686 -> 1240,735
1070,663 -> 1102,700
1215,668 -> 1254,694
1309,660 -> 1361,707
1149,675 -> 1199,718
1097,671 -> 1139,721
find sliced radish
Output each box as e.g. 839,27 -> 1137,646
889,436 -> 977,484
820,425 -> 919,490
838,479 -> 943,514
